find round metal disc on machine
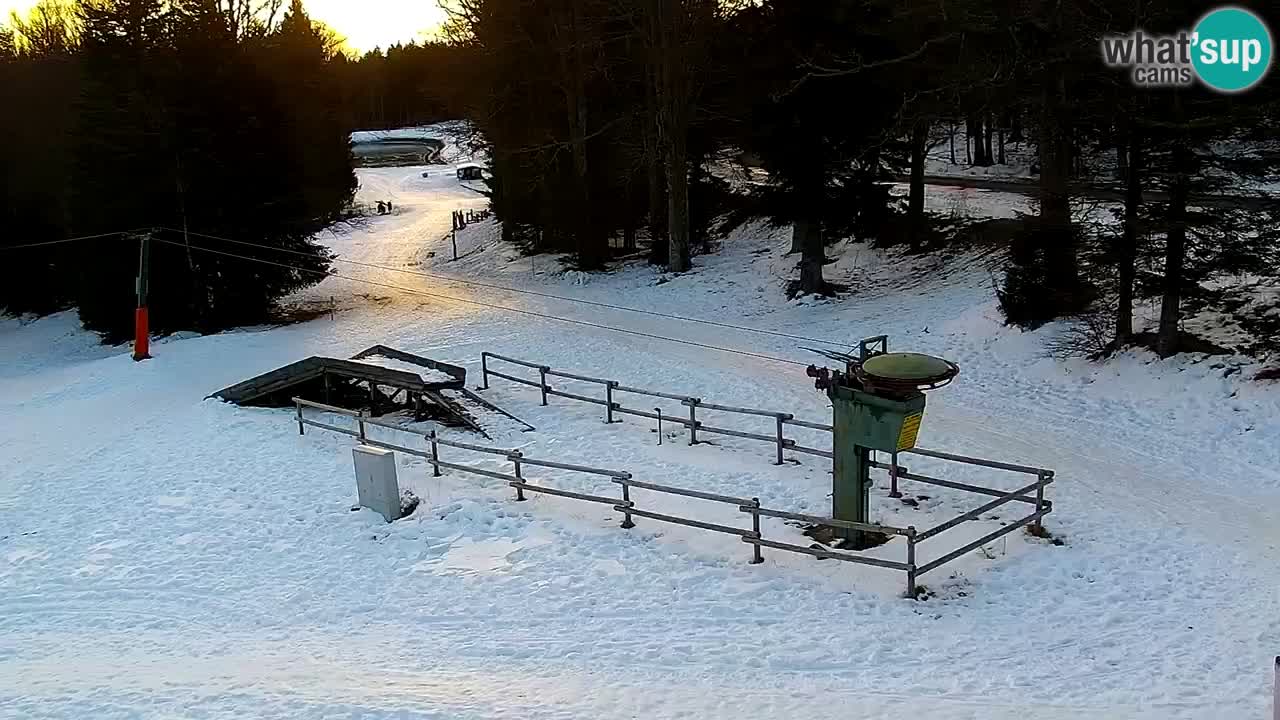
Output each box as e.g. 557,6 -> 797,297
859,352 -> 959,392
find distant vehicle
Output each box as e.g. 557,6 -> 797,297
456,164 -> 484,181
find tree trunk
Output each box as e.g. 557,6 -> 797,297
949,120 -> 956,164
561,0 -> 597,268
796,218 -> 826,295
666,129 -> 690,271
997,121 -> 1006,165
651,0 -> 691,271
1116,124 -> 1142,346
968,114 -> 987,166
1115,138 -> 1128,182
1039,68 -> 1079,297
1157,104 -> 1192,358
645,43 -> 664,247
983,113 -> 993,167
907,120 -> 927,251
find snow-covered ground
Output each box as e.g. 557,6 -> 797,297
2,163 -> 1279,719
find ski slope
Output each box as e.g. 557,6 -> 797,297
1,164 -> 1278,719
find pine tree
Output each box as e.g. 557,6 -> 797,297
63,0 -> 348,339
734,0 -> 905,296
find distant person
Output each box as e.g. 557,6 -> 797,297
376,201 -> 386,215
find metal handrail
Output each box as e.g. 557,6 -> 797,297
914,479 -> 1043,542
903,447 -> 1054,477
744,505 -> 914,537
616,477 -> 753,506
300,360 -> 1058,598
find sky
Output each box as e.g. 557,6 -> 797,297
304,0 -> 446,52
2,0 -> 445,54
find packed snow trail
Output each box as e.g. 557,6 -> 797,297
2,164 -> 1278,719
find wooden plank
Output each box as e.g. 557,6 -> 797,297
351,345 -> 467,386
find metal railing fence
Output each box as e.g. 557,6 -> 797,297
295,376 -> 1055,598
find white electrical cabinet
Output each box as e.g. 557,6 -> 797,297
353,445 -> 401,522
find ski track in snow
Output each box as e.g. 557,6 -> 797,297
1,160 -> 1278,719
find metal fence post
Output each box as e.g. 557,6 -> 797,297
511,451 -> 525,501
620,480 -> 635,528
539,366 -> 549,406
655,408 -> 663,445
1033,471 -> 1046,532
774,415 -> 789,465
889,452 -> 902,498
687,398 -> 699,445
750,497 -> 763,564
480,353 -> 490,390
605,381 -> 617,424
906,527 -> 917,598
358,414 -> 367,442
428,431 -> 441,477
1273,656 -> 1279,720
296,402 -> 304,435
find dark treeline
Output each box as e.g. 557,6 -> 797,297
1,0 -> 354,340
445,0 -> 1279,357
4,0 -> 1279,359
337,41 -> 474,129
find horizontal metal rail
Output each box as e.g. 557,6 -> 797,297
915,479 -> 1044,542
295,398 -> 363,416
748,506 -> 914,537
696,423 -> 778,444
613,384 -> 695,403
485,369 -> 542,389
300,418 -> 361,437
482,351 -> 543,370
513,482 -> 622,506
363,438 -> 433,459
430,434 -> 514,456
743,537 -> 912,571
611,405 -> 697,427
545,368 -> 609,384
516,456 -> 631,479
915,508 -> 1051,576
616,478 -> 753,506
546,388 -> 608,407
620,507 -> 755,538
431,459 -> 519,483
895,470 -> 1047,505
904,447 -> 1053,477
788,444 -> 833,459
359,414 -> 426,435
690,400 -> 789,419
783,418 -> 833,432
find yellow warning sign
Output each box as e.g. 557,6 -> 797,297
896,412 -> 923,450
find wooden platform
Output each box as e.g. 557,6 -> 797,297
211,346 -> 532,436
211,346 -> 465,406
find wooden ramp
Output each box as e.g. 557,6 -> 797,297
211,346 -> 532,435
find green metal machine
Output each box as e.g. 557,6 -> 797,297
807,336 -> 958,547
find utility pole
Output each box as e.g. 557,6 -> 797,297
133,231 -> 152,362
